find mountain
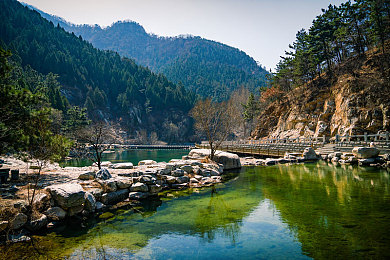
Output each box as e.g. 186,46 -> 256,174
1,0 -> 196,142
28,6 -> 269,100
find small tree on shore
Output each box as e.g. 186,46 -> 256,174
190,98 -> 236,160
76,121 -> 116,169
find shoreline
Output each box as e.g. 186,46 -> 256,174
1,147 -> 389,244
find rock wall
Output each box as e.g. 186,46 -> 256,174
253,46 -> 390,139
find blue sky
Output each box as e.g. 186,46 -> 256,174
21,0 -> 345,70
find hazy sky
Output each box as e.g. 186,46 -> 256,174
20,0 -> 345,70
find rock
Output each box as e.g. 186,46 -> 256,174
88,188 -> 103,201
101,189 -> 130,205
172,169 -> 185,177
139,175 -> 157,185
0,221 -> 9,232
341,153 -> 355,160
171,183 -> 189,189
8,234 -> 31,243
110,162 -> 134,169
190,178 -> 199,183
78,171 -> 96,180
99,179 -> 117,193
166,176 -> 176,184
84,192 -> 96,212
26,215 -> 48,231
176,176 -> 190,184
302,147 -> 319,160
180,165 -> 193,174
96,168 -> 112,180
352,147 -> 380,159
95,202 -> 106,211
188,149 -> 241,170
358,158 -> 376,166
209,169 -> 220,176
10,213 -> 28,230
138,160 -> 157,166
46,183 -> 85,209
68,205 -> 84,216
129,192 -> 149,200
194,175 -> 203,181
114,177 -> 133,189
45,207 -> 66,221
93,161 -> 112,167
130,182 -> 149,192
149,184 -> 162,194
383,154 -> 390,161
332,157 -> 340,163
33,192 -> 50,211
265,158 -> 278,166
201,177 -> 214,185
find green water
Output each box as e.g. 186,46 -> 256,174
61,149 -> 190,167
2,162 -> 390,259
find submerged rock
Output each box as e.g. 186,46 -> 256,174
129,192 -> 149,200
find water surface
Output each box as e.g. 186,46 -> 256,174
61,149 -> 190,167
2,162 -> 390,259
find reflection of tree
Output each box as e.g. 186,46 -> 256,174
194,186 -> 241,244
261,162 -> 390,259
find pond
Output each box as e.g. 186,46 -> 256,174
2,162 -> 390,259
61,149 -> 191,167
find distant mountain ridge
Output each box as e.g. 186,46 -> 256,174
26,4 -> 268,100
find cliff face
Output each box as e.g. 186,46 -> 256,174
254,45 -> 390,139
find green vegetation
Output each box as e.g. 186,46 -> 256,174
1,0 -> 196,141
32,11 -> 269,101
271,0 -> 390,91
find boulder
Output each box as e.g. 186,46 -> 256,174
96,168 -> 112,180
129,192 -> 149,200
139,175 -> 157,185
130,182 -> 149,192
383,154 -> 390,161
46,183 -> 85,209
172,169 -> 185,177
188,149 -> 241,170
26,215 -> 48,231
176,176 -> 190,184
45,207 -> 66,221
110,162 -> 134,169
358,158 -> 376,166
302,147 -> 319,160
33,192 -> 51,211
84,192 -> 96,212
93,161 -> 112,167
352,147 -> 380,159
10,213 -> 28,230
138,160 -> 157,166
149,184 -> 162,194
180,165 -> 193,174
68,205 -> 84,217
166,176 -> 176,184
114,177 -> 133,189
88,188 -> 103,201
101,189 -> 129,205
78,171 -> 96,180
95,202 -> 106,211
190,178 -> 199,183
98,179 -> 117,193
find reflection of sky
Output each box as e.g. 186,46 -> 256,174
132,199 -> 308,259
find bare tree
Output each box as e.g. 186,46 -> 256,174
76,121 -> 116,169
190,98 -> 237,160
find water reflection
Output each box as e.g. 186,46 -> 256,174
2,163 -> 389,259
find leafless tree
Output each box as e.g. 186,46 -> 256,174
190,98 -> 237,160
76,121 -> 116,169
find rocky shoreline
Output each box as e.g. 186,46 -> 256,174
0,149 -> 241,244
1,146 -> 389,244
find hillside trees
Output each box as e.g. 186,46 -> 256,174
270,0 -> 390,93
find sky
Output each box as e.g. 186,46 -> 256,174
20,0 -> 345,70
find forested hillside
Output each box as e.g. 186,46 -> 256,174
1,0 -> 196,142
254,0 -> 390,139
30,8 -> 268,100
